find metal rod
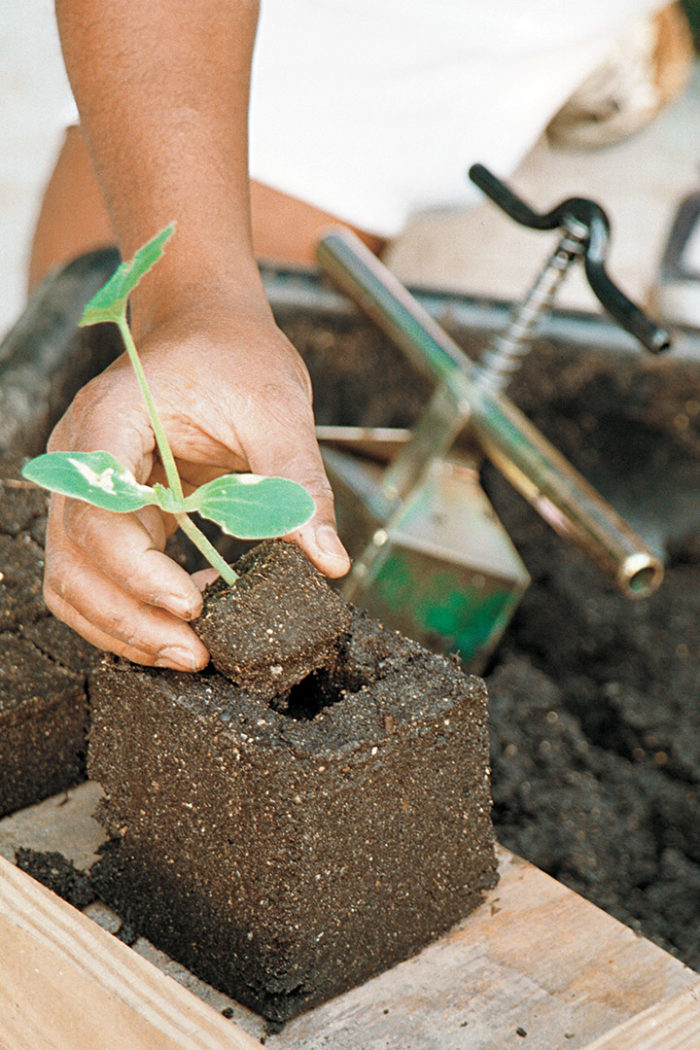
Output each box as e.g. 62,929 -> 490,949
315,425 -> 411,462
316,228 -> 664,598
379,382 -> 468,503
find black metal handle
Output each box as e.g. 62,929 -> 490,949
469,164 -> 670,354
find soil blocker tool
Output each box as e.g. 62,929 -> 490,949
316,167 -> 669,669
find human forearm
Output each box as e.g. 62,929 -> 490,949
55,0 -> 267,329
47,0 -> 349,669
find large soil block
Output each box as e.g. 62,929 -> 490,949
88,608 -> 497,1021
0,634 -> 88,816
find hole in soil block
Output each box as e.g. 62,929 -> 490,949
271,668 -> 344,721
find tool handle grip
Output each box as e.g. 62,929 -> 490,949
468,164 -> 670,353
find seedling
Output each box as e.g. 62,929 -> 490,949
21,225 -> 315,585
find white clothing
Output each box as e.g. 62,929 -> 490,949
249,0 -> 662,235
0,0 -> 78,337
49,0 -> 664,238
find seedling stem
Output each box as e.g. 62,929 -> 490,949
115,315 -> 238,584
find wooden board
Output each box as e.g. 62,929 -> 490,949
0,854 -> 262,1050
581,984 -> 700,1050
0,790 -> 697,1050
268,846 -> 699,1050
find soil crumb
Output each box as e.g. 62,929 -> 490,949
15,847 -> 96,909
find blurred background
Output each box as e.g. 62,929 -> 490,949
3,0 -> 700,339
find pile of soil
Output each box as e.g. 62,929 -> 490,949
282,307 -> 700,971
484,470 -> 699,969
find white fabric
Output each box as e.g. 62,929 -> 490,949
57,0 -> 663,236
0,0 -> 79,337
249,0 -> 663,235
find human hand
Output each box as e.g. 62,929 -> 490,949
43,298 -> 350,669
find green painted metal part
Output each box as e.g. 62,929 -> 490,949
325,448 -> 530,671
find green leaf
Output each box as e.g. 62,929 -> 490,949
185,474 -> 315,539
21,451 -> 158,513
79,224 -> 175,326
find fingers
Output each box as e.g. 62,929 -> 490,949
41,315 -> 350,672
45,379 -> 210,668
192,567 -> 221,590
64,499 -> 203,611
45,584 -> 208,670
45,495 -> 210,669
276,453 -> 352,579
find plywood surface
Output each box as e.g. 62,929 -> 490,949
0,789 -> 697,1050
581,983 -> 700,1050
268,846 -> 699,1050
0,854 -> 262,1050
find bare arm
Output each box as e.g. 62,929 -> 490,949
47,1 -> 349,669
56,0 -> 264,324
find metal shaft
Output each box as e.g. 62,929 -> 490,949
316,228 -> 663,598
477,219 -> 587,393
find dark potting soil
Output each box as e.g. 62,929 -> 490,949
15,847 -> 96,909
193,539 -> 353,700
88,595 -> 496,1021
0,458 -> 96,816
473,335 -> 700,972
484,471 -> 700,969
278,307 -> 700,972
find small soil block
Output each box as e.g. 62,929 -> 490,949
193,540 -> 354,700
88,608 -> 497,1021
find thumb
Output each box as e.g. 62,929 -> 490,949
292,474 -> 351,580
245,408 -> 350,579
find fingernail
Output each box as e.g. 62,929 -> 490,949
315,524 -> 350,566
155,646 -> 202,672
159,593 -> 200,620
